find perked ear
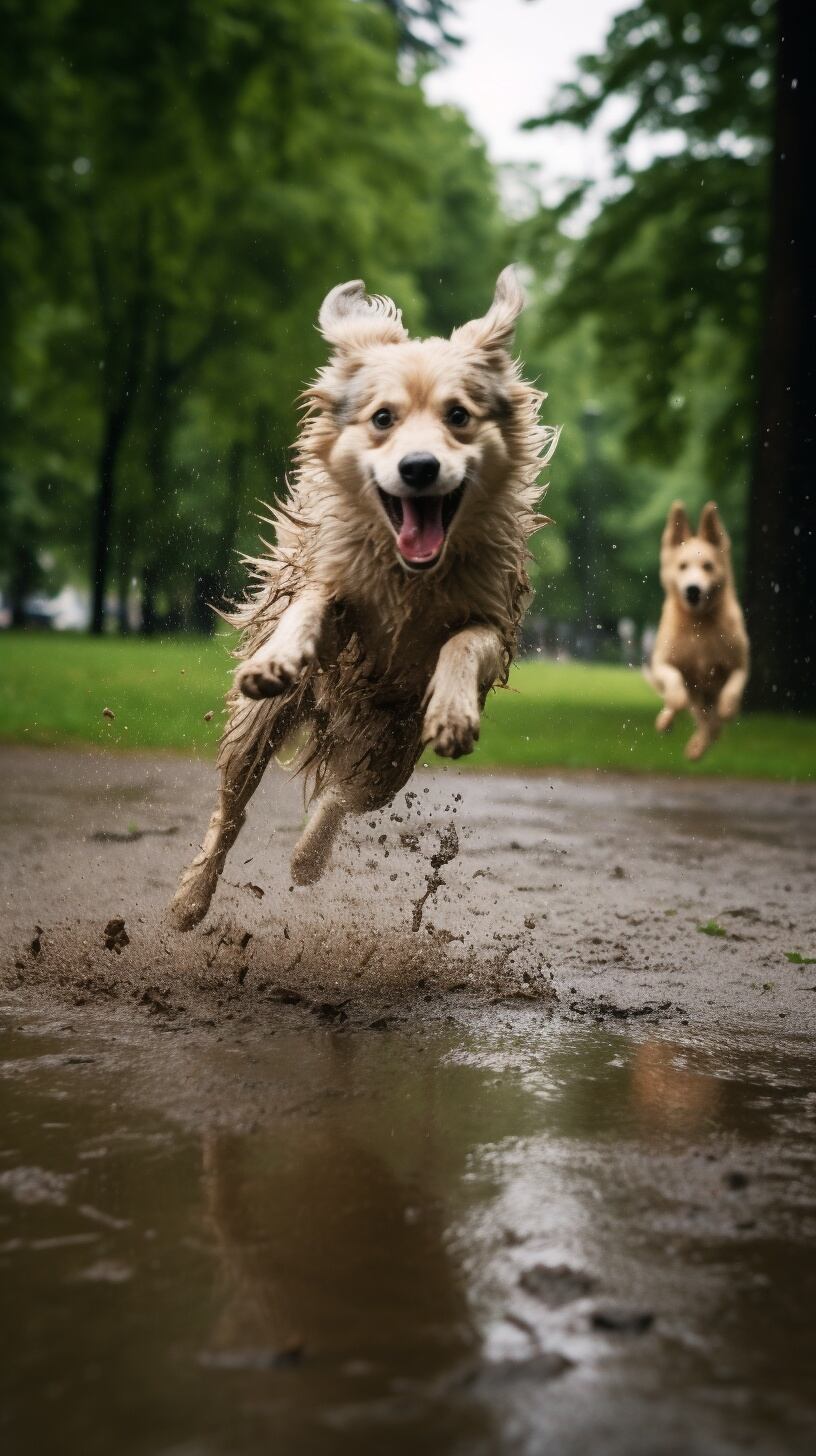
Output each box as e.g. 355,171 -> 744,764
698,500 -> 728,548
452,265 -> 526,356
663,501 -> 692,547
318,280 -> 407,351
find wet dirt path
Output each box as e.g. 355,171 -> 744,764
1,745 -> 814,1030
1,746 -> 815,1452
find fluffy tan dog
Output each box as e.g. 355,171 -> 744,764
646,500 -> 749,761
170,268 -> 558,930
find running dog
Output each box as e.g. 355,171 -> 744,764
646,500 -> 749,761
170,268 -> 558,929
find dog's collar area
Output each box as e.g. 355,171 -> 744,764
377,482 -> 466,570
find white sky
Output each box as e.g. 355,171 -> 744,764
423,0 -> 631,202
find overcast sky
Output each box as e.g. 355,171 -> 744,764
423,0 -> 630,197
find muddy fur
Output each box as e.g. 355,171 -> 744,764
646,501 -> 749,761
170,268 -> 558,929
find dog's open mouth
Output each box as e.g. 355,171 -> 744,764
377,484 -> 466,569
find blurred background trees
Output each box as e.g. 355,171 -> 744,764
1,0 -> 810,707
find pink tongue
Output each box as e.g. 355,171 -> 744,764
397,497 -> 445,563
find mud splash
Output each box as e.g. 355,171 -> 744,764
2,1010 -> 815,1456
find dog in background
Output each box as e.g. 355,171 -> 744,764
646,500 -> 749,761
170,268 -> 559,930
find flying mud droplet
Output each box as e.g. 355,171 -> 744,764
103,918 -> 129,953
244,883 -> 265,899
411,823 -> 459,932
203,710 -> 214,722
102,707 -> 115,721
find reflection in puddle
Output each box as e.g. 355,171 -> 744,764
1,1015 -> 815,1455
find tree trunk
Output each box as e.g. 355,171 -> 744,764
8,543 -> 40,627
140,316 -> 174,638
90,405 -> 131,634
89,219 -> 150,635
745,2 -> 816,711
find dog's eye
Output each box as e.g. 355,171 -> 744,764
678,562 -> 688,571
371,408 -> 394,430
446,404 -> 470,428
702,561 -> 714,573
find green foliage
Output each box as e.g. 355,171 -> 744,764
1,634 -> 812,782
784,951 -> 816,966
519,0 -> 774,621
1,0 -> 503,628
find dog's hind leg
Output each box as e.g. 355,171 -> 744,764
717,667 -> 748,721
289,712 -> 421,886
685,702 -> 720,762
169,697 -> 294,931
290,787 -> 347,886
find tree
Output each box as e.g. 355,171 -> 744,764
3,0 -> 504,634
523,0 -> 774,477
744,0 -> 816,709
522,1 -> 815,705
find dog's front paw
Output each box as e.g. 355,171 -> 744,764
665,685 -> 689,712
717,686 -> 742,721
655,706 -> 675,733
236,643 -> 314,699
423,698 -> 480,760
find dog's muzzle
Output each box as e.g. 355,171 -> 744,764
377,481 -> 466,571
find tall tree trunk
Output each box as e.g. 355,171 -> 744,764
140,315 -> 174,637
745,2 -> 816,711
89,219 -> 150,635
8,542 -> 39,627
91,403 -> 132,634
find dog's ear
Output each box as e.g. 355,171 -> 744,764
318,280 -> 407,352
452,266 -> 525,357
698,501 -> 728,548
663,501 -> 692,547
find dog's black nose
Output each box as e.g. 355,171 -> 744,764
398,453 -> 440,489
685,584 -> 701,605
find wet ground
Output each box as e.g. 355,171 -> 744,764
3,1012 -> 816,1455
1,746 -> 816,1452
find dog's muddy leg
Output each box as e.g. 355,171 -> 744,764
650,662 -> 688,733
685,702 -> 720,762
290,713 -> 419,885
290,788 -> 347,886
423,625 -> 504,759
169,700 -> 283,931
235,586 -> 329,700
717,667 -> 748,721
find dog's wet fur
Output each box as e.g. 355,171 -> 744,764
645,501 -> 749,761
170,268 -> 559,929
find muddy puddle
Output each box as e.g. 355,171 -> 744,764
2,1008 -> 815,1456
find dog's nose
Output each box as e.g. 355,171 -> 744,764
398,453 -> 440,489
685,584 -> 701,606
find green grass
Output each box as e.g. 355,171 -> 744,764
468,658 -> 815,780
0,631 -> 813,781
